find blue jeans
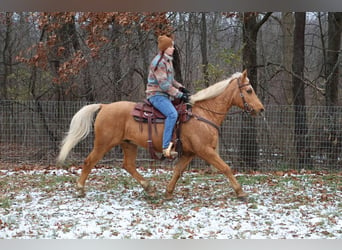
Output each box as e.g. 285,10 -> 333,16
148,95 -> 178,149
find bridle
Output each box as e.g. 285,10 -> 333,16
236,77 -> 255,114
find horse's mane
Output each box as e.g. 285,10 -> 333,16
189,72 -> 242,104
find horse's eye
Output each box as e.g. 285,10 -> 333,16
246,88 -> 253,94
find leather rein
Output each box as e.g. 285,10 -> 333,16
189,77 -> 253,131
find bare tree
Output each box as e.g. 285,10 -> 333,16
325,12 -> 342,107
239,12 -> 272,170
178,13 -> 197,88
292,12 -> 312,169
281,12 -> 295,104
110,20 -> 123,102
200,12 -> 209,87
0,12 -> 14,99
324,12 -> 342,166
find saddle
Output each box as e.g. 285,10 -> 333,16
131,99 -> 191,160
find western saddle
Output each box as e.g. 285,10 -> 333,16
131,99 -> 191,160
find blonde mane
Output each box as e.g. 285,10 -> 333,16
189,72 -> 242,104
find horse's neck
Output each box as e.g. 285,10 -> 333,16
193,94 -> 232,126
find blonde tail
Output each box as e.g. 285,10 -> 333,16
57,104 -> 101,165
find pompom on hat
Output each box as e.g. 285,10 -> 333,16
158,35 -> 173,51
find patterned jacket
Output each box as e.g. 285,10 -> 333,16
146,53 -> 183,99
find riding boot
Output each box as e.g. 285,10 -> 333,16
162,142 -> 178,159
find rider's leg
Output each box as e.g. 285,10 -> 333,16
148,95 -> 178,158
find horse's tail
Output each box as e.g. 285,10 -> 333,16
57,103 -> 102,165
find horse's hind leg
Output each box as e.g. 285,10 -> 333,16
77,146 -> 109,197
121,142 -> 156,197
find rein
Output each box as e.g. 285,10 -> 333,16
187,111 -> 220,131
196,105 -> 226,115
198,103 -> 244,116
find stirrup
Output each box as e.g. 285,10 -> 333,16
162,142 -> 178,159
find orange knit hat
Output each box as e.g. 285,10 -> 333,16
158,35 -> 173,51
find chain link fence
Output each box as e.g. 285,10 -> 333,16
1,100 -> 341,172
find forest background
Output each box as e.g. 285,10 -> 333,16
0,12 -> 341,170
0,12 -> 340,106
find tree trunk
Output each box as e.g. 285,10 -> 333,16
281,12 -> 295,105
292,12 -> 312,169
325,12 -> 342,167
325,12 -> 342,107
48,14 -> 81,101
111,20 -> 123,102
239,12 -> 271,170
200,12 -> 209,87
0,12 -> 13,99
183,13 -> 195,88
137,29 -> 150,87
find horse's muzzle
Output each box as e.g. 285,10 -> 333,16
250,107 -> 264,116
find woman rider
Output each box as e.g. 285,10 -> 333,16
146,35 -> 190,158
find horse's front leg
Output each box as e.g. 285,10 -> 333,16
198,148 -> 247,199
165,154 -> 194,200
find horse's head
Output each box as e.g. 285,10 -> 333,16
233,70 -> 264,116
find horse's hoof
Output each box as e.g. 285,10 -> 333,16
165,192 -> 174,201
144,185 -> 157,197
147,191 -> 157,198
237,193 -> 248,202
76,190 -> 86,198
76,185 -> 86,198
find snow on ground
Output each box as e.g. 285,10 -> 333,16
0,167 -> 341,239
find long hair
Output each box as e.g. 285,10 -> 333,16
154,51 -> 165,71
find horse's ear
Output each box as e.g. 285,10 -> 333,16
242,69 -> 247,80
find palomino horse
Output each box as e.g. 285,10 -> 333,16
57,70 -> 264,199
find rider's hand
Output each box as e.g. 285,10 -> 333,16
180,92 -> 190,103
179,86 -> 190,94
